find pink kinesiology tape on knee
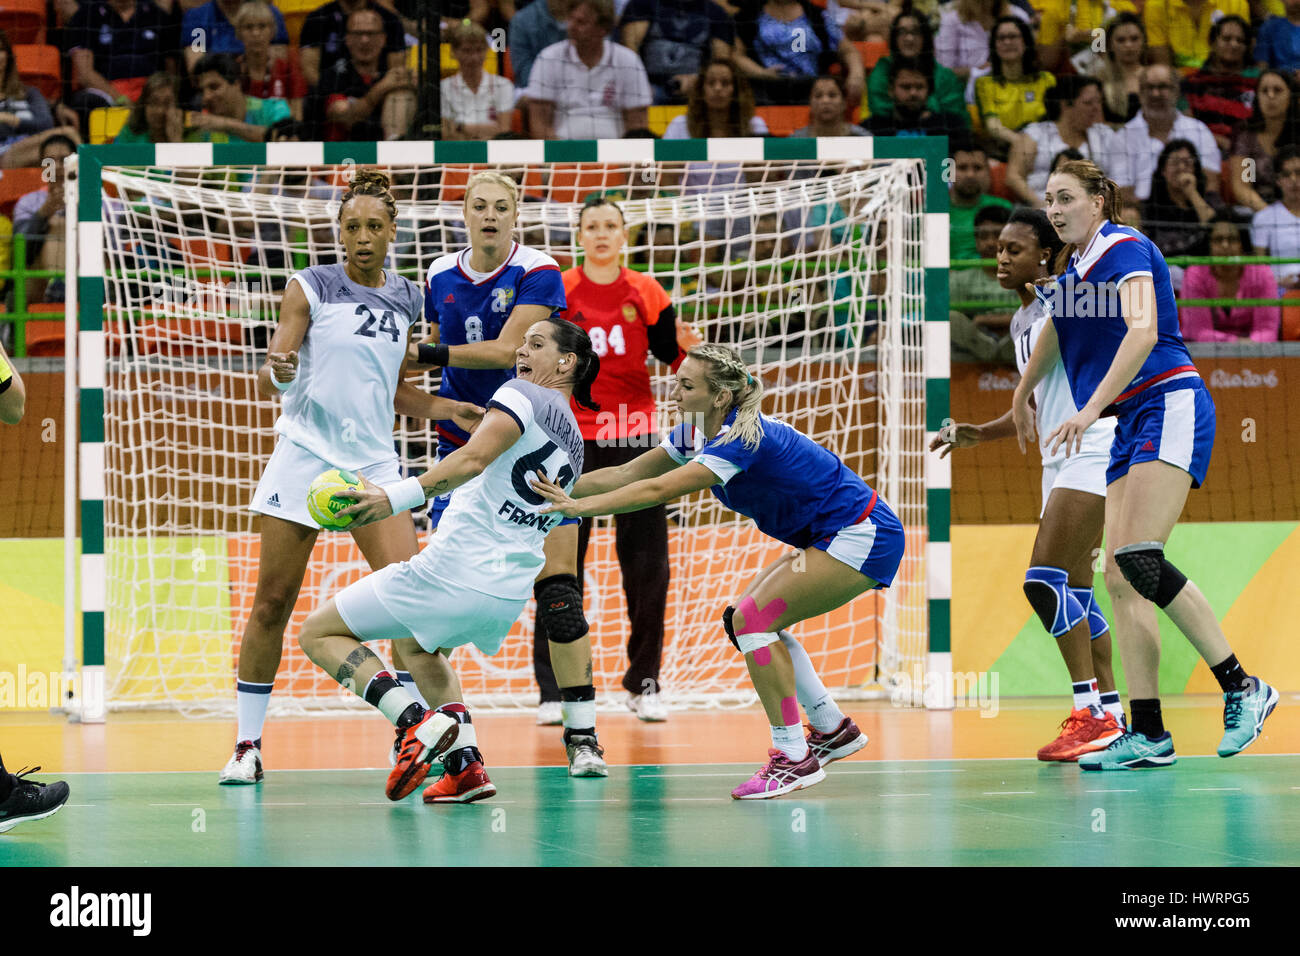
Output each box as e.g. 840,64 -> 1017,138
735,595 -> 787,634
752,646 -> 772,666
781,696 -> 799,726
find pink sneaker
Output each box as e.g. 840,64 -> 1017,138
806,717 -> 868,766
731,749 -> 826,800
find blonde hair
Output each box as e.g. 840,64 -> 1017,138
448,20 -> 489,50
464,171 -> 519,213
687,344 -> 764,450
339,168 -> 397,223
234,0 -> 276,29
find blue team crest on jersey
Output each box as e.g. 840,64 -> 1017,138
492,288 -> 514,313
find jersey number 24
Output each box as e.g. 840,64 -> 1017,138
353,305 -> 402,342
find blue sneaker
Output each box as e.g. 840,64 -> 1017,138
1078,730 -> 1176,771
1218,678 -> 1279,757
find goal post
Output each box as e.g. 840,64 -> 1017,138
68,136 -> 952,716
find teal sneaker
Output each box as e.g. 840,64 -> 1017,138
1078,731 -> 1176,771
1218,678 -> 1279,757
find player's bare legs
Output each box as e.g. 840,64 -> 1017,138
220,515 -> 319,784
298,600 -> 459,800
351,513 -> 430,707
1030,488 -> 1125,760
1087,461 -> 1276,769
728,548 -> 875,798
537,523 -> 606,777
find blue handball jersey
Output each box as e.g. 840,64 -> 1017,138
660,412 -> 876,549
424,242 -> 566,444
1052,220 -> 1198,411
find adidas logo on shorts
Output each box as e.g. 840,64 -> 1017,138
267,493 -> 281,507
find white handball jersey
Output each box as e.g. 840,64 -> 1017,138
412,379 -> 584,600
1011,297 -> 1116,466
276,264 -> 422,468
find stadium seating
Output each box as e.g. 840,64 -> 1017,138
276,0 -> 319,48
647,105 -> 685,137
756,105 -> 810,138
20,302 -> 66,357
0,0 -> 45,45
14,44 -> 59,101
0,164 -> 43,220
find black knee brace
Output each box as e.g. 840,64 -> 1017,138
723,605 -> 739,652
535,574 -> 588,644
1114,543 -> 1188,608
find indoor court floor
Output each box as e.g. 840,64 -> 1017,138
2,696 -> 1297,866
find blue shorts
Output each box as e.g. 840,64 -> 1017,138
1107,379 -> 1215,488
810,495 -> 906,588
430,438 -> 580,529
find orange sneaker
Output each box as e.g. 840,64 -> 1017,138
422,760 -> 497,804
385,711 -> 459,801
1037,709 -> 1124,762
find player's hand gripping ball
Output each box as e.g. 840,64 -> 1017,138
306,469 -> 365,530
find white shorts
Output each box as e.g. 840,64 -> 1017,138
335,560 -> 527,656
249,438 -> 402,530
1040,450 -> 1109,517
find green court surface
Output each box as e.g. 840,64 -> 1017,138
4,756 -> 1298,866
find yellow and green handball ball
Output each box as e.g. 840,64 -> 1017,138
306,468 -> 364,530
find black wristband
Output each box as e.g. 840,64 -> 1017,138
417,343 -> 450,366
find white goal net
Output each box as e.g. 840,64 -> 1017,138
88,151 -> 928,714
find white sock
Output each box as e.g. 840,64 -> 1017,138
394,670 -> 429,709
235,681 -> 273,744
770,723 -> 809,761
562,699 -> 597,732
1099,691 -> 1125,725
1071,679 -> 1101,714
778,631 -> 844,733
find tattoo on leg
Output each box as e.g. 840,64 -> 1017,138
336,645 -> 378,689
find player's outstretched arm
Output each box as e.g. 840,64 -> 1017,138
336,408 -> 523,528
571,447 -> 681,497
534,461 -> 718,519
930,409 -> 1019,457
411,304 -> 555,371
0,340 -> 26,425
257,280 -> 309,399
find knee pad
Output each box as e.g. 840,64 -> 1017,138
723,605 -> 739,652
1023,567 -> 1085,637
534,574 -> 588,644
1070,586 -> 1110,640
1114,543 -> 1187,608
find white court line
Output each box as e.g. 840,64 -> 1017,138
983,791 -> 1035,795
1189,787 -> 1241,792
1086,789 -> 1137,793
881,793 -> 930,797
639,768 -> 966,778
148,803 -> 201,806
665,797 -> 727,802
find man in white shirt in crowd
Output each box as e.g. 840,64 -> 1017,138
1112,63 -> 1221,203
441,20 -> 514,139
526,0 -> 651,140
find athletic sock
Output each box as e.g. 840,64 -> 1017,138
235,680 -> 274,744
1099,691 -> 1125,725
394,670 -> 430,709
1071,679 -> 1101,715
436,703 -> 480,773
770,723 -> 809,761
1129,698 -> 1164,738
560,685 -> 597,738
1209,655 -> 1251,693
777,630 -> 844,733
362,671 -> 421,727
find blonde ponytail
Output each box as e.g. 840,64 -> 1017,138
687,344 -> 765,450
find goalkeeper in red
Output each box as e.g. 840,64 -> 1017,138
534,344 -> 904,799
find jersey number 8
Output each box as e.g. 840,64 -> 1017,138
465,315 -> 484,343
